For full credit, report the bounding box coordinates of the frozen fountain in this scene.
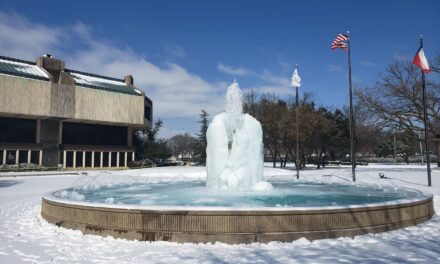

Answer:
[41,80,434,244]
[206,80,272,191]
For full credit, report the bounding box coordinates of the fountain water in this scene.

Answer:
[206,80,272,191]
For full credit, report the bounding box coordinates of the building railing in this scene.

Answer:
[60,145,135,169]
[0,143,43,165]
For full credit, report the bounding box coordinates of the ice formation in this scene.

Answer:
[206,80,273,191]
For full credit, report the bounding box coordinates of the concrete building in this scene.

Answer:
[0,54,152,168]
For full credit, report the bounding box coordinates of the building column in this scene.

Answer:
[63,150,66,169]
[82,151,86,168]
[2,150,6,165]
[58,121,63,145]
[108,152,112,168]
[27,150,31,163]
[73,151,76,168]
[39,150,42,166]
[100,152,103,168]
[132,152,135,162]
[91,151,95,168]
[124,152,128,167]
[15,150,19,164]
[127,127,133,146]
[36,119,41,143]
[116,152,120,168]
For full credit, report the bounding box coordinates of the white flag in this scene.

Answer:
[291,66,301,87]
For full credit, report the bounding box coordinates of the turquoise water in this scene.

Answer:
[53,181,421,208]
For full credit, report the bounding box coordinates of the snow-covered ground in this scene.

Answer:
[0,164,439,263]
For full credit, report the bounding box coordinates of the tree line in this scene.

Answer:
[134,54,439,168]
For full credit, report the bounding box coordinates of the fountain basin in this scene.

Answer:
[41,181,434,244]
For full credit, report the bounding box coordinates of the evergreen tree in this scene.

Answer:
[134,119,171,161]
[194,110,209,165]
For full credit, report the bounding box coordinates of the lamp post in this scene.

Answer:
[291,65,301,179]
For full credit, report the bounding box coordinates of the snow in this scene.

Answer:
[0,58,50,79]
[1,164,439,263]
[69,72,142,94]
[206,81,272,191]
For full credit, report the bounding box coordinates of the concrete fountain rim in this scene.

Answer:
[43,185,433,213]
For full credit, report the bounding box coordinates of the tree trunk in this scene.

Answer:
[437,142,440,167]
[282,154,288,167]
[316,150,321,169]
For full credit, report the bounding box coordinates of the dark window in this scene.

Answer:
[93,152,100,167]
[18,150,28,163]
[0,117,36,143]
[144,96,152,121]
[31,151,40,164]
[110,152,117,167]
[63,122,127,146]
[6,150,15,164]
[103,151,109,166]
[76,151,83,167]
[66,151,73,167]
[145,105,151,121]
[85,152,92,167]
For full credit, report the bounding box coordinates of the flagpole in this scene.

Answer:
[347,31,356,182]
[420,35,432,187]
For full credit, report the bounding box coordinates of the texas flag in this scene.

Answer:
[413,45,430,74]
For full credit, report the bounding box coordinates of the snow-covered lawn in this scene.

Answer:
[0,164,439,263]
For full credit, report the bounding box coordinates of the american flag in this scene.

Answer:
[331,33,348,50]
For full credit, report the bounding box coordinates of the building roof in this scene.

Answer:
[0,56,50,81]
[0,55,142,96]
[66,70,142,96]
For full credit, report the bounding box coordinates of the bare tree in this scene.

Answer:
[167,133,198,159]
[356,55,440,164]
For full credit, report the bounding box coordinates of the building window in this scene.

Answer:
[62,122,127,146]
[0,117,36,143]
[145,105,152,121]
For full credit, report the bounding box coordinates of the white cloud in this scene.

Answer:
[0,11,302,126]
[162,41,186,58]
[216,63,292,95]
[0,12,66,60]
[0,12,226,119]
[217,63,253,76]
[246,84,292,97]
[260,69,289,86]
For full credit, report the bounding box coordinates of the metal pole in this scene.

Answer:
[420,36,431,186]
[419,133,424,165]
[347,31,356,181]
[296,85,300,179]
[393,133,397,165]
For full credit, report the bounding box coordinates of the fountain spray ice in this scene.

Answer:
[206,80,273,191]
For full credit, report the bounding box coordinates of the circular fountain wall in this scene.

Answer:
[41,181,434,244]
[41,81,433,243]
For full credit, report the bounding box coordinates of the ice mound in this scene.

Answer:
[206,80,272,191]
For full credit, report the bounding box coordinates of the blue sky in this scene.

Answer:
[0,0,439,137]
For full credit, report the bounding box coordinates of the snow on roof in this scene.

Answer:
[0,55,142,96]
[0,58,49,80]
[67,71,142,96]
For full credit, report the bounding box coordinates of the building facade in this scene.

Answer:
[0,54,152,168]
